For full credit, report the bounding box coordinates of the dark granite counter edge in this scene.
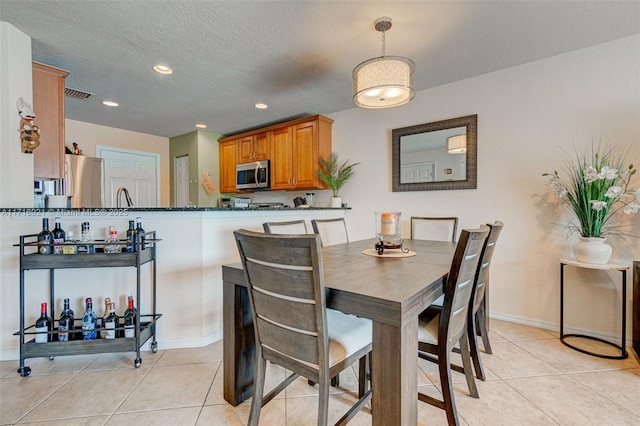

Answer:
[1,207,350,212]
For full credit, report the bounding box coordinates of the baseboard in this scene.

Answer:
[490,311,632,345]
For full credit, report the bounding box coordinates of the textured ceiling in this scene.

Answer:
[1,1,638,138]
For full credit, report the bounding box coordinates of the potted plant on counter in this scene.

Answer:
[317,152,360,208]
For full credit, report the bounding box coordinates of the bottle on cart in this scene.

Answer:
[123,295,137,339]
[81,298,97,340]
[35,302,53,343]
[52,216,66,254]
[100,297,111,338]
[37,218,52,255]
[63,230,77,255]
[126,220,136,253]
[104,226,121,254]
[104,302,117,339]
[58,298,75,342]
[135,217,145,250]
[77,222,95,254]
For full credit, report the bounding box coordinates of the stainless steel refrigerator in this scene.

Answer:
[64,154,104,208]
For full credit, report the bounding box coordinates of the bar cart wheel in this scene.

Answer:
[134,358,142,368]
[17,366,31,377]
[151,342,158,353]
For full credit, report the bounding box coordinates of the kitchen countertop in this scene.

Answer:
[1,206,350,213]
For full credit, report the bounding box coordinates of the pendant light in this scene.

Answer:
[446,134,467,154]
[352,17,415,109]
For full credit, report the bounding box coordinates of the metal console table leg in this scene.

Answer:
[560,259,629,360]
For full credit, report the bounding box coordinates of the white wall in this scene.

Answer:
[328,35,640,340]
[0,22,35,207]
[65,119,170,206]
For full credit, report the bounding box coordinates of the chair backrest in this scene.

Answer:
[311,218,349,246]
[263,220,308,234]
[411,217,458,242]
[234,229,329,371]
[471,221,504,316]
[438,226,489,351]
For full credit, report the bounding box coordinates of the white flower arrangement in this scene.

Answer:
[543,145,639,238]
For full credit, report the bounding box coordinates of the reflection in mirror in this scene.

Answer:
[392,115,477,191]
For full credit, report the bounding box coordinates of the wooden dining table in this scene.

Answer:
[222,238,456,425]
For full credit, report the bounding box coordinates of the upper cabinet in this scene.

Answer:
[219,140,239,193]
[238,131,270,163]
[32,62,69,179]
[219,115,333,193]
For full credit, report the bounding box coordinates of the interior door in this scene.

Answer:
[175,155,189,207]
[97,146,159,207]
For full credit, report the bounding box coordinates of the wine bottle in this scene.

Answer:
[104,302,117,339]
[135,217,145,250]
[58,298,75,342]
[126,220,136,253]
[104,226,120,254]
[100,297,111,339]
[81,298,97,340]
[123,295,137,339]
[52,216,66,254]
[37,218,52,255]
[35,302,53,343]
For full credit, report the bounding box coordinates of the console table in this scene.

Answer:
[560,258,629,359]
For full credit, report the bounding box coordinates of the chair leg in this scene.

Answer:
[468,312,486,381]
[309,374,340,388]
[438,347,461,426]
[476,301,492,354]
[459,333,479,398]
[358,352,370,398]
[248,356,267,426]
[318,373,330,426]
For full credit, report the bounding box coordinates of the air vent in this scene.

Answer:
[64,87,94,100]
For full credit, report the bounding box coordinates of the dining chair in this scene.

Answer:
[234,229,372,426]
[263,219,308,234]
[417,226,490,426]
[311,218,349,246]
[411,216,458,242]
[423,221,504,381]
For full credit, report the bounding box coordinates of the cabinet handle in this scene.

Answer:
[288,178,292,186]
[292,177,297,186]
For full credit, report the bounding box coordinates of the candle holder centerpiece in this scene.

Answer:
[374,212,408,255]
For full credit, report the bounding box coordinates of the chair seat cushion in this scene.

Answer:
[326,309,372,367]
[418,313,440,345]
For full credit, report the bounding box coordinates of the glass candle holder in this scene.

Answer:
[375,212,402,246]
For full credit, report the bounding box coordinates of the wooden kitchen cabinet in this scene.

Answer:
[238,132,269,163]
[270,116,333,191]
[218,114,333,193]
[32,62,69,179]
[219,140,238,193]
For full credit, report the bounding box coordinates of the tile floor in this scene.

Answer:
[1,319,639,425]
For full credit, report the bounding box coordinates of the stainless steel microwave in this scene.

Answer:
[236,160,270,190]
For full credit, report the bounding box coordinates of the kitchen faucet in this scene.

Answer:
[116,187,134,208]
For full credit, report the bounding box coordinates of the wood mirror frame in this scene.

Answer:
[392,114,477,192]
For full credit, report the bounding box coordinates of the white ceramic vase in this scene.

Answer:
[330,196,342,208]
[572,236,612,264]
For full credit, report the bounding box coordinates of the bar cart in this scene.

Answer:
[14,231,161,376]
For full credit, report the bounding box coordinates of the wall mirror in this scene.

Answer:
[392,114,477,191]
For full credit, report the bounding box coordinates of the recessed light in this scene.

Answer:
[254,103,268,109]
[195,123,207,129]
[102,101,119,107]
[153,65,173,75]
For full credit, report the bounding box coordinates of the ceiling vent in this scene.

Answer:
[65,87,94,100]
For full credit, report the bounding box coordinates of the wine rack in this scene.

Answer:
[14,231,161,376]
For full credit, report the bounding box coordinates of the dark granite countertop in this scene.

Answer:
[1,206,349,213]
